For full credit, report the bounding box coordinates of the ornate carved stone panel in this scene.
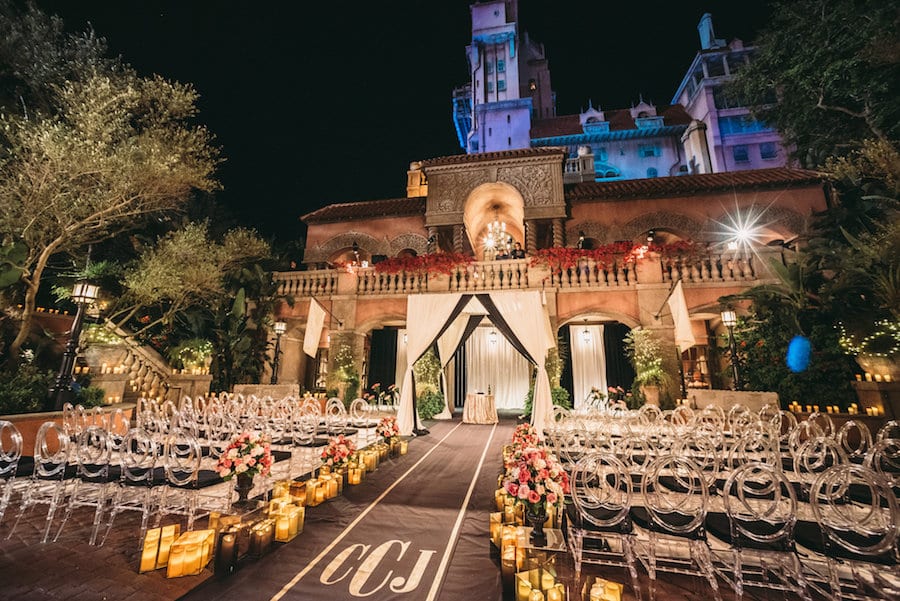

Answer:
[621,212,704,241]
[390,233,429,256]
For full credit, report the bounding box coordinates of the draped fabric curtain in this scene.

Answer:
[604,322,636,389]
[433,314,472,419]
[465,328,530,410]
[570,324,606,408]
[397,294,468,435]
[368,328,398,390]
[484,292,554,435]
[394,328,407,391]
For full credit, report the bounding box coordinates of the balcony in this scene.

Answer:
[274,250,773,299]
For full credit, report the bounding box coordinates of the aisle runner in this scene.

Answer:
[186,420,505,601]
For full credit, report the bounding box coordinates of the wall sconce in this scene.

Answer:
[582,326,591,343]
[402,332,408,345]
[489,330,498,344]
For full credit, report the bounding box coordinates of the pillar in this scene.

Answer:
[453,225,464,254]
[525,220,537,254]
[552,218,565,248]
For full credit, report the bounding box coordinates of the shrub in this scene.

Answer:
[76,385,106,408]
[522,385,572,418]
[0,364,54,415]
[417,390,445,420]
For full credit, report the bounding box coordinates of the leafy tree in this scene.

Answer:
[0,3,220,361]
[729,0,899,166]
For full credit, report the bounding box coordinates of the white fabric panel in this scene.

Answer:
[303,299,327,357]
[465,328,529,410]
[433,314,469,419]
[394,328,408,390]
[397,294,461,435]
[570,324,606,409]
[488,291,555,435]
[668,280,697,353]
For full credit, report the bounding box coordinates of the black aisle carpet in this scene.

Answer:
[182,418,516,601]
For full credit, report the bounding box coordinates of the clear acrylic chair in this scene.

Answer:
[806,463,900,600]
[568,451,643,601]
[54,425,115,544]
[714,461,813,600]
[7,421,72,543]
[102,427,159,548]
[838,419,873,464]
[0,420,24,526]
[155,429,205,532]
[865,438,900,488]
[633,454,722,601]
[877,420,900,443]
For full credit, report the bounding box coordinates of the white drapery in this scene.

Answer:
[465,327,530,410]
[394,328,408,392]
[433,313,470,419]
[570,324,606,408]
[488,291,555,435]
[397,294,462,435]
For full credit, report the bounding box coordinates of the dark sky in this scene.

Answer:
[35,1,772,243]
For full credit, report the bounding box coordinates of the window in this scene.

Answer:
[733,145,749,162]
[506,114,510,124]
[488,127,492,136]
[508,137,511,146]
[528,78,536,91]
[497,79,506,92]
[486,61,493,74]
[647,167,658,178]
[487,81,494,93]
[760,142,777,160]
[718,114,771,135]
[638,145,660,158]
[497,59,505,72]
[705,56,726,77]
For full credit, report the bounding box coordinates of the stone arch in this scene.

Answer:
[305,232,391,264]
[621,212,704,242]
[557,311,640,331]
[389,233,429,257]
[463,182,526,259]
[566,221,623,246]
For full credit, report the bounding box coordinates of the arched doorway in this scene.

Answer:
[559,318,637,408]
[462,182,525,260]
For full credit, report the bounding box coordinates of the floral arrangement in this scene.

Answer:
[216,432,274,480]
[373,252,474,276]
[321,434,357,468]
[376,416,400,442]
[502,444,570,513]
[511,423,539,449]
[607,385,627,401]
[585,386,606,406]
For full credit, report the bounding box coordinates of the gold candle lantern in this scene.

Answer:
[399,439,408,455]
[319,464,331,476]
[504,504,516,524]
[348,467,362,485]
[490,512,503,547]
[547,584,565,601]
[273,480,292,499]
[306,479,322,506]
[249,518,275,557]
[155,524,181,569]
[495,488,506,511]
[139,527,161,573]
[529,590,545,601]
[290,481,307,506]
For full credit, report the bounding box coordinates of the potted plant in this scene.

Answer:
[624,328,673,405]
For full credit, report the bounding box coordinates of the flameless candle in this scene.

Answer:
[866,373,873,381]
[547,585,564,601]
[348,467,361,485]
[885,374,893,382]
[529,590,545,601]
[139,528,161,573]
[215,530,238,575]
[275,515,290,541]
[875,374,883,382]
[315,485,326,504]
[504,505,516,524]
[399,440,408,455]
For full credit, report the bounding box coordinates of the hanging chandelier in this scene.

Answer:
[483,211,511,255]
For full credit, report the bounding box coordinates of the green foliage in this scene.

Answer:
[0,241,26,289]
[166,338,213,370]
[728,0,899,166]
[75,385,105,408]
[624,328,674,389]
[327,335,359,405]
[727,305,857,408]
[0,363,54,415]
[417,390,445,421]
[412,347,441,396]
[522,385,572,418]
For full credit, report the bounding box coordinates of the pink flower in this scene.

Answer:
[527,490,541,504]
[546,492,558,504]
[506,482,519,497]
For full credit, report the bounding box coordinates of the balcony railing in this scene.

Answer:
[274,250,774,298]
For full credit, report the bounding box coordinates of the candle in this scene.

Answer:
[156,524,181,568]
[826,406,833,413]
[215,531,238,576]
[490,513,502,547]
[275,515,290,541]
[504,505,516,524]
[140,528,161,573]
[348,467,361,485]
[547,585,564,601]
[866,373,873,381]
[315,485,326,504]
[529,590,545,601]
[541,570,557,591]
[306,479,320,506]
[885,374,893,382]
[399,440,408,455]
[875,374,883,382]
[856,374,863,381]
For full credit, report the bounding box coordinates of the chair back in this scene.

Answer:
[119,428,158,485]
[837,419,873,462]
[33,421,70,479]
[571,452,632,529]
[641,454,709,535]
[0,420,23,478]
[723,461,797,548]
[75,426,112,481]
[163,429,202,487]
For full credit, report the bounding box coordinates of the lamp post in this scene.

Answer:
[50,281,99,410]
[271,321,286,384]
[721,309,742,390]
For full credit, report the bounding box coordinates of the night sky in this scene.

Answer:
[35,1,773,244]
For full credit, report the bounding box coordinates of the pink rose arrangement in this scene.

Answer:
[216,432,273,480]
[321,434,357,468]
[502,444,570,513]
[376,416,400,443]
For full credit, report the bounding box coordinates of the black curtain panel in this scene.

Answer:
[559,325,574,397]
[368,327,398,390]
[604,322,636,390]
[453,346,466,408]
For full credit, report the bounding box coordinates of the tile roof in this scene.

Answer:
[302,197,426,224]
[531,104,693,140]
[566,168,824,201]
[420,146,566,168]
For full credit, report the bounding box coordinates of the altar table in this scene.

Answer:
[463,392,498,424]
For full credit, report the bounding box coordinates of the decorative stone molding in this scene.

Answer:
[390,233,429,256]
[621,212,704,242]
[567,221,617,245]
[305,232,391,264]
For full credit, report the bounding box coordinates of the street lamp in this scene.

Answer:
[271,320,287,384]
[721,309,742,390]
[50,281,99,410]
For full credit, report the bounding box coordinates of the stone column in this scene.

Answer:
[453,225,464,254]
[552,219,565,248]
[427,226,438,252]
[525,220,537,253]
